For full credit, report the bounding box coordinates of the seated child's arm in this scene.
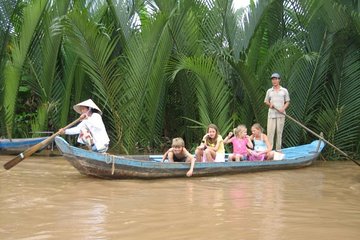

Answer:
[183,148,195,177]
[223,132,234,144]
[246,136,253,149]
[263,134,272,153]
[162,148,173,161]
[213,137,223,152]
[197,136,207,150]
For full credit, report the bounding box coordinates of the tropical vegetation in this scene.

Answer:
[0,0,359,159]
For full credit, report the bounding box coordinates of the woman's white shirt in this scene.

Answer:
[65,113,110,150]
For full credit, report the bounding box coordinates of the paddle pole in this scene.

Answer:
[274,108,360,167]
[3,117,83,170]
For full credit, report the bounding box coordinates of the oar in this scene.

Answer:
[274,107,360,167]
[3,117,83,170]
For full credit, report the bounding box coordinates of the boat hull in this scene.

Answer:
[55,136,325,179]
[0,137,48,154]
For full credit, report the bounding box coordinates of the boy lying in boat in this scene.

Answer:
[162,137,195,177]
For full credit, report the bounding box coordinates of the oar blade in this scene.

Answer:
[3,154,24,170]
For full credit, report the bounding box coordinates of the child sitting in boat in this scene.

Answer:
[248,123,274,161]
[162,137,195,177]
[195,124,225,162]
[224,124,253,161]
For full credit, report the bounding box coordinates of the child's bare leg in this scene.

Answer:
[210,150,216,162]
[266,151,274,160]
[204,149,214,162]
[228,154,234,162]
[235,154,241,162]
[195,148,203,162]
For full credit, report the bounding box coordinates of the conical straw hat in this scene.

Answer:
[73,99,102,115]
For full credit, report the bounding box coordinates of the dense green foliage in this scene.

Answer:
[0,0,359,159]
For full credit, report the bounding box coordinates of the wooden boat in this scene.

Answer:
[0,137,49,154]
[55,136,325,179]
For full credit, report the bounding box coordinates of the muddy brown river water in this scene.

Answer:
[0,155,359,240]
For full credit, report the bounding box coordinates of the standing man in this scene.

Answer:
[264,73,290,151]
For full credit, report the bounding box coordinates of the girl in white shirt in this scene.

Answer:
[59,99,110,153]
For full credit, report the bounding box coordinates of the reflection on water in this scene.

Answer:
[0,156,360,240]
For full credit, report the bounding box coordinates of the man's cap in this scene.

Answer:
[271,73,281,79]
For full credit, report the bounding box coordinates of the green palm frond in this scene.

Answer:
[59,10,127,151]
[0,0,19,135]
[105,0,140,49]
[24,1,72,133]
[172,55,232,135]
[119,38,149,152]
[283,0,354,146]
[285,44,332,146]
[2,0,49,138]
[317,45,360,155]
[194,0,225,53]
[52,47,80,128]
[140,13,175,142]
[118,10,178,152]
[168,6,203,55]
[163,5,205,142]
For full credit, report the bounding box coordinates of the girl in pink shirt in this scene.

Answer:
[224,125,253,161]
